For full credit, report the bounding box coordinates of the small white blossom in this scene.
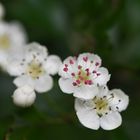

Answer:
[0,3,5,20]
[59,53,110,99]
[0,21,27,70]
[8,42,61,93]
[75,86,129,130]
[12,85,36,107]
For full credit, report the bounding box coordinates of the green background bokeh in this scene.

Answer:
[0,0,140,139]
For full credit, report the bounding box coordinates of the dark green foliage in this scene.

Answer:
[0,0,140,139]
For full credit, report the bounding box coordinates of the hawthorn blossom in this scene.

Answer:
[75,86,129,130]
[0,21,27,70]
[0,3,4,20]
[8,42,61,93]
[12,85,36,107]
[59,53,110,99]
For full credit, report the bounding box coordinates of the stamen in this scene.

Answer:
[63,67,68,72]
[78,65,82,69]
[95,62,99,66]
[71,73,75,77]
[83,57,88,62]
[69,59,74,64]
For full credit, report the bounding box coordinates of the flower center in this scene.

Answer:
[27,61,44,79]
[0,34,10,49]
[93,97,109,117]
[72,68,93,86]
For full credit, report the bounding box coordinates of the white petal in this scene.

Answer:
[34,75,53,93]
[75,102,100,130]
[74,85,98,100]
[25,42,48,62]
[77,53,102,71]
[6,53,25,76]
[100,112,122,130]
[12,85,36,107]
[9,22,27,46]
[59,56,77,78]
[75,98,93,112]
[98,85,109,97]
[77,53,92,70]
[59,78,75,94]
[13,75,34,88]
[109,89,129,112]
[45,55,62,75]
[94,67,110,86]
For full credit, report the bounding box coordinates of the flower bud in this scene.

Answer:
[12,85,36,107]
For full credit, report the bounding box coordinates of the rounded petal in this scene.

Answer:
[109,89,129,112]
[75,98,94,112]
[59,78,75,94]
[9,22,27,46]
[13,75,34,88]
[45,55,62,75]
[12,85,36,107]
[98,85,109,97]
[6,54,25,76]
[100,112,122,130]
[77,53,102,71]
[75,101,100,130]
[25,42,48,62]
[94,67,111,86]
[34,75,53,93]
[59,56,77,78]
[74,85,99,100]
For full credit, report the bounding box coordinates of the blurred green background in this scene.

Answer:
[0,0,140,139]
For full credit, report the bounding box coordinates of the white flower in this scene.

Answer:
[59,53,110,99]
[8,42,61,93]
[12,85,36,107]
[0,3,5,20]
[75,86,129,130]
[0,21,27,70]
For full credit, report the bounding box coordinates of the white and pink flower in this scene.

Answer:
[59,53,110,99]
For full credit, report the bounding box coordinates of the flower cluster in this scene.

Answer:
[0,3,129,131]
[0,3,61,107]
[59,53,129,130]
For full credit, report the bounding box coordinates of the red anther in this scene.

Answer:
[73,82,77,86]
[78,71,81,75]
[63,67,68,72]
[65,64,68,67]
[78,65,82,69]
[83,57,88,62]
[95,62,99,66]
[85,68,89,72]
[88,80,93,85]
[84,81,88,85]
[86,72,90,76]
[71,73,75,77]
[97,73,100,76]
[70,59,74,64]
[76,80,81,84]
[93,70,96,73]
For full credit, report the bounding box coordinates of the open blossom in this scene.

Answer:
[75,86,129,130]
[0,21,27,70]
[0,3,4,20]
[59,53,110,99]
[8,42,62,93]
[12,85,36,107]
